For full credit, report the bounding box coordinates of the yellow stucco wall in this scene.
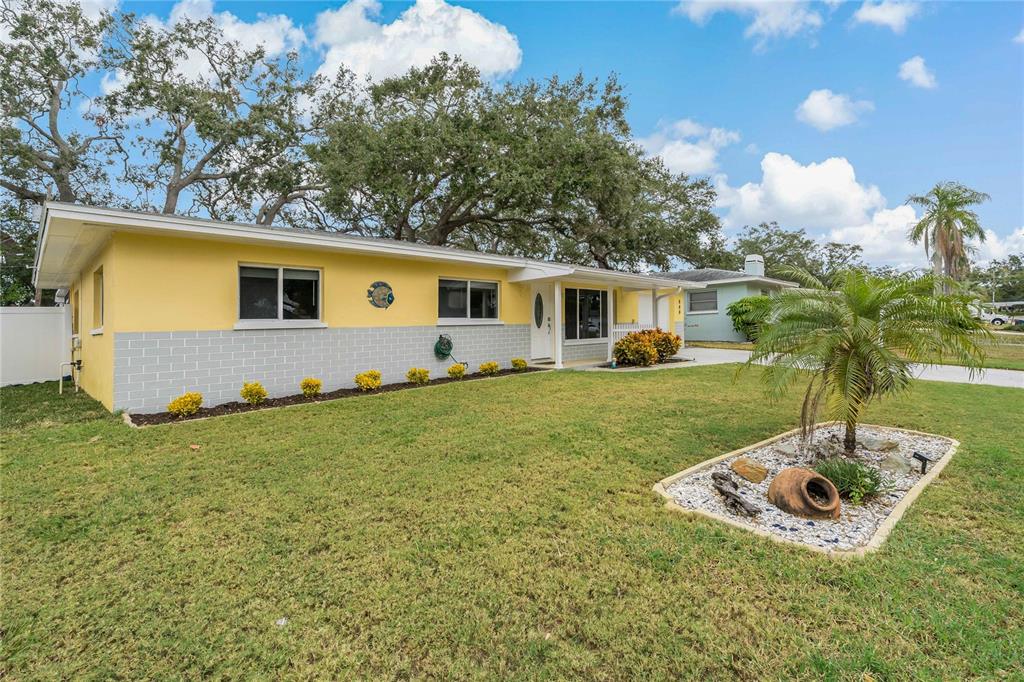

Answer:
[68,239,115,409]
[111,232,533,331]
[612,289,684,329]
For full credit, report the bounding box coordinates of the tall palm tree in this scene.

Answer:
[907,182,990,290]
[747,268,986,453]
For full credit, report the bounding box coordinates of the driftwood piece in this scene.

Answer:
[710,471,761,517]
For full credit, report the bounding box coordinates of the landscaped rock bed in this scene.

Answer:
[655,424,957,555]
[128,367,547,426]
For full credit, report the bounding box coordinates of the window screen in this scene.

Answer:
[283,269,319,320]
[240,267,278,319]
[688,290,718,312]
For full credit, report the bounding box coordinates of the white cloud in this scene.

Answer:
[795,89,874,131]
[716,152,1023,269]
[134,0,305,82]
[898,55,936,89]
[639,119,741,175]
[716,152,886,231]
[2,0,119,44]
[828,205,923,268]
[673,1,823,48]
[1015,28,1024,44]
[314,0,522,81]
[852,1,920,34]
[972,228,1024,265]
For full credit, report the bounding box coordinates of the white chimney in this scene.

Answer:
[744,254,765,277]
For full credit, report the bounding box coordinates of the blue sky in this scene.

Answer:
[112,1,1024,266]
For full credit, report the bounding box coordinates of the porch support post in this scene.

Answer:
[607,286,615,362]
[651,287,658,329]
[553,280,564,369]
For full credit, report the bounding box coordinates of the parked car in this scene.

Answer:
[971,305,1019,326]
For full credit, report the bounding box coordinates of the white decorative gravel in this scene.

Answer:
[664,425,955,552]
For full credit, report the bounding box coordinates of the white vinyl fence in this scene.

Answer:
[0,306,72,386]
[611,323,645,344]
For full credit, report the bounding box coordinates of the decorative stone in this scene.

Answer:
[860,435,898,451]
[730,457,768,483]
[879,452,914,474]
[660,424,955,552]
[767,467,841,520]
[774,442,802,457]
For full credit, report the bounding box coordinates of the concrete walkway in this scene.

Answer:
[675,347,1024,389]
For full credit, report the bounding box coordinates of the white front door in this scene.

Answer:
[530,283,554,359]
[638,293,670,329]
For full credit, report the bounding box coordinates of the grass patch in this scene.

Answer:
[972,341,1024,371]
[686,338,1024,371]
[921,338,1024,371]
[2,368,1022,678]
[685,340,755,351]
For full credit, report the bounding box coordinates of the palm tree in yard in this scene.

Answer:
[907,182,990,291]
[747,268,987,453]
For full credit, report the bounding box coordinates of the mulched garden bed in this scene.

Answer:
[129,367,547,426]
[595,357,691,369]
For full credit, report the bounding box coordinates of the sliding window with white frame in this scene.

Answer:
[238,265,321,324]
[437,279,500,323]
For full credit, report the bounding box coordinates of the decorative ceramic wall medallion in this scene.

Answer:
[367,281,394,309]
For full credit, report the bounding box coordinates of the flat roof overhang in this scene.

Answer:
[33,202,703,291]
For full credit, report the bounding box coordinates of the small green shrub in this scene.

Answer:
[613,332,658,367]
[167,391,203,418]
[354,370,382,391]
[240,381,268,406]
[727,295,772,341]
[511,358,528,372]
[300,377,322,398]
[447,364,466,380]
[478,361,500,376]
[815,457,885,505]
[406,367,430,385]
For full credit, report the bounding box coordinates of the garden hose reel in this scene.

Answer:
[434,334,464,366]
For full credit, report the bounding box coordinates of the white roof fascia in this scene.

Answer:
[693,276,798,288]
[38,202,708,291]
[43,203,533,269]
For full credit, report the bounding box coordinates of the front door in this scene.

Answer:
[530,283,554,359]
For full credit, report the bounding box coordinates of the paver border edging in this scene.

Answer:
[652,423,959,559]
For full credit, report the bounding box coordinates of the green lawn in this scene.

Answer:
[2,368,1022,679]
[972,341,1024,371]
[687,338,1024,371]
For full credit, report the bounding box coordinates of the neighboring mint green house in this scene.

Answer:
[663,256,798,342]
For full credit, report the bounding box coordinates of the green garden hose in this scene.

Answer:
[434,334,464,366]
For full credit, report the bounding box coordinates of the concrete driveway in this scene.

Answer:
[678,347,1024,389]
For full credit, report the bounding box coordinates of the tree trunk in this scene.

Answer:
[162,184,182,214]
[843,419,857,453]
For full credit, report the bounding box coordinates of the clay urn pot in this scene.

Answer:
[767,467,840,520]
